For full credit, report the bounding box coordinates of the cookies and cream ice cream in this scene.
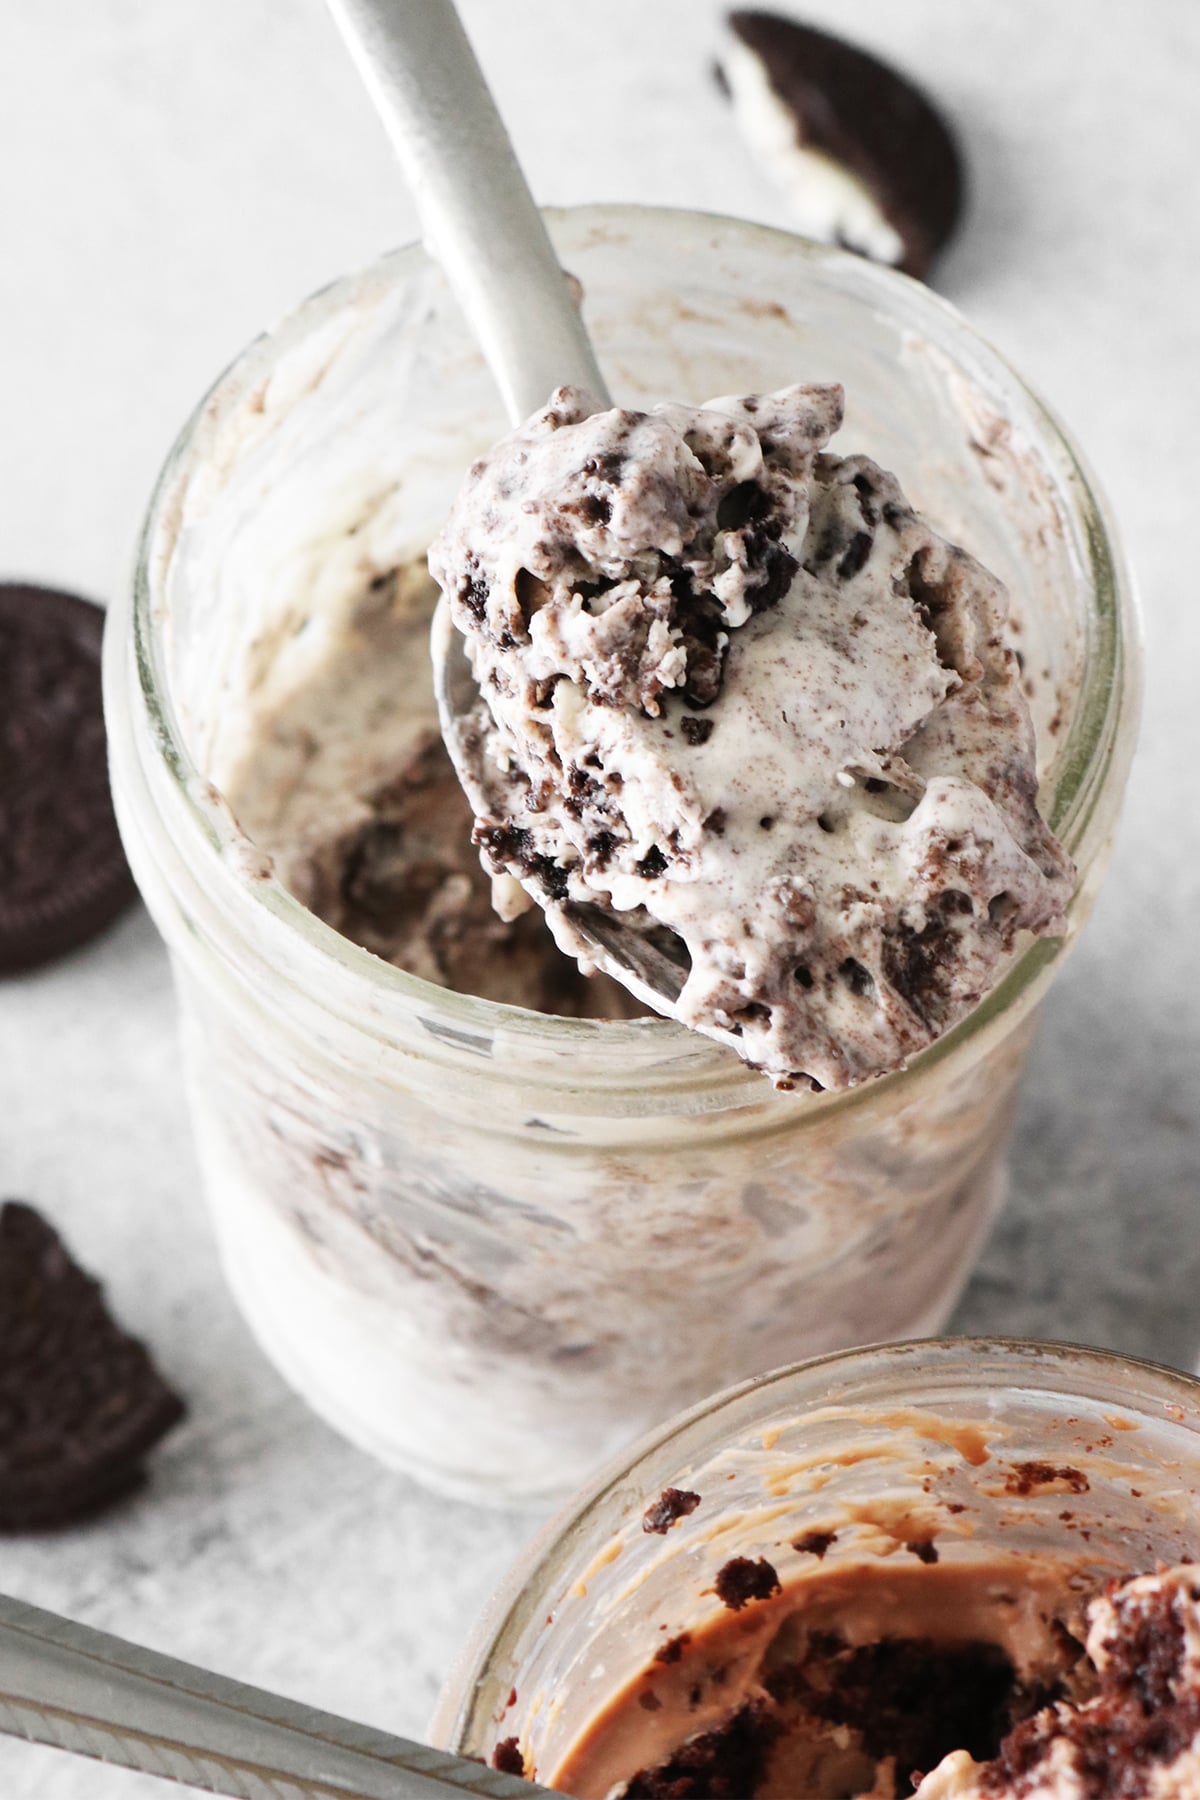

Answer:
[430,382,1074,1091]
[543,1560,1200,1799]
[217,559,638,1020]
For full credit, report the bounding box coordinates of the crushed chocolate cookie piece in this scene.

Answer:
[906,1539,940,1565]
[680,714,715,747]
[0,585,138,972]
[643,1487,702,1534]
[0,1201,184,1530]
[1002,1461,1089,1497]
[714,1556,782,1611]
[491,1736,526,1776]
[655,1632,691,1665]
[792,1529,837,1558]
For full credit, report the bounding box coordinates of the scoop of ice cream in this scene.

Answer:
[429,382,1074,1090]
[914,1565,1200,1799]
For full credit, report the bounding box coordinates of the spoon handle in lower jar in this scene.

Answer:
[0,1592,551,1800]
[321,0,611,423]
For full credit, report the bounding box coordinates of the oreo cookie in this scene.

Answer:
[717,12,964,280]
[0,1201,184,1530]
[0,583,137,973]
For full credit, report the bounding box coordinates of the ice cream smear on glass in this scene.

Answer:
[545,1560,1200,1799]
[429,381,1074,1090]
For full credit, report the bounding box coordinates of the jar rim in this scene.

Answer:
[122,202,1140,1100]
[434,1334,1200,1755]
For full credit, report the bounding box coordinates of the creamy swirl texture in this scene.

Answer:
[430,382,1074,1089]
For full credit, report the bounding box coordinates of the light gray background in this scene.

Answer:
[1,2,1198,1793]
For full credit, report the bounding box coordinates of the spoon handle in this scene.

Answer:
[324,0,610,422]
[0,1593,549,1800]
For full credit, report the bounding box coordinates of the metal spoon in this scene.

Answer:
[322,0,609,423]
[323,0,687,1012]
[0,1591,553,1799]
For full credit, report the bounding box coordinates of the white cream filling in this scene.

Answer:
[721,34,906,267]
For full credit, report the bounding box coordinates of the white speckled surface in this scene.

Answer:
[1,2,1198,1794]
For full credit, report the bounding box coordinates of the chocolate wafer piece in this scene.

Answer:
[0,583,138,973]
[718,13,964,280]
[0,1201,184,1530]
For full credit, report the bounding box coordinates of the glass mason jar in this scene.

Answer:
[433,1339,1200,1789]
[104,207,1139,1505]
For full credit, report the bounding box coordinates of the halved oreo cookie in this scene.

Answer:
[717,12,964,280]
[0,1201,184,1530]
[0,583,138,974]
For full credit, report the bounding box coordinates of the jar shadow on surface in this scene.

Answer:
[104,206,1140,1504]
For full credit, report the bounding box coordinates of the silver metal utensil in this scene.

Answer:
[322,0,610,423]
[0,1592,552,1799]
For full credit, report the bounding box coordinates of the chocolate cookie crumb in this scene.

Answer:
[1003,1461,1089,1497]
[621,1698,781,1800]
[491,1736,525,1776]
[906,1539,940,1565]
[643,1487,702,1534]
[0,1201,184,1530]
[793,1528,837,1558]
[715,1556,782,1611]
[655,1632,691,1665]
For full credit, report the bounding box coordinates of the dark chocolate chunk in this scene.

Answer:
[881,890,973,1028]
[720,13,964,280]
[0,1201,184,1529]
[714,1555,782,1611]
[473,818,569,901]
[642,1487,702,1534]
[0,585,138,972]
[716,480,770,531]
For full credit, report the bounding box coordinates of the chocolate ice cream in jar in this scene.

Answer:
[433,1340,1200,1796]
[105,207,1138,1503]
